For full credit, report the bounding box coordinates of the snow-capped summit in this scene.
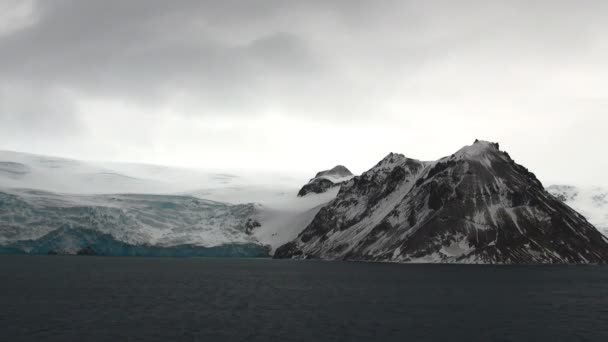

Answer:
[371,152,410,171]
[314,165,353,181]
[297,165,355,197]
[276,140,608,264]
[453,140,500,160]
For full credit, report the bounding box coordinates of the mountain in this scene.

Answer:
[547,185,608,236]
[275,140,608,264]
[297,165,354,196]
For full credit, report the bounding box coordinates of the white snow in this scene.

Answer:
[452,140,497,168]
[0,150,344,251]
[252,187,341,251]
[0,150,307,197]
[547,184,608,236]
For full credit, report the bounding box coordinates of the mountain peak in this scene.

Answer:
[377,152,406,164]
[314,165,353,179]
[298,165,355,197]
[277,141,608,264]
[368,153,411,173]
[455,140,500,157]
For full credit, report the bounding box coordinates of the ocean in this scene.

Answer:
[1,256,607,341]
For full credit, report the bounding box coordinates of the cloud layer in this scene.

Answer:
[1,0,607,185]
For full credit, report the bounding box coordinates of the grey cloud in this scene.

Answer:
[2,0,607,116]
[0,1,607,182]
[0,84,82,140]
[0,0,335,115]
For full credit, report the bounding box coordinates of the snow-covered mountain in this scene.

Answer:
[4,146,607,263]
[0,150,338,256]
[547,185,608,236]
[297,165,354,196]
[275,141,608,264]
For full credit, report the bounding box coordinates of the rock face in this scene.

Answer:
[314,165,353,179]
[297,165,354,197]
[276,141,608,264]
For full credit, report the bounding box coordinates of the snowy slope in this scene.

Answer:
[253,187,341,252]
[0,151,342,255]
[276,141,608,264]
[0,150,306,197]
[547,185,608,236]
[0,150,175,194]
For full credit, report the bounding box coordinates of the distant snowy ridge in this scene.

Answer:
[547,185,608,236]
[276,140,608,264]
[0,150,307,198]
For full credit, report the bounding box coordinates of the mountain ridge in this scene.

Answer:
[276,141,608,264]
[3,145,608,262]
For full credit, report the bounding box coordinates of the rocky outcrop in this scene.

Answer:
[276,140,608,264]
[297,165,354,197]
[297,178,336,197]
[314,165,352,179]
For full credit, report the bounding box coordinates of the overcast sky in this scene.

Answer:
[1,0,607,185]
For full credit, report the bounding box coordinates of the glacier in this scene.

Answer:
[0,150,341,256]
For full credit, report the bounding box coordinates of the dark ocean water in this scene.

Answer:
[0,256,607,342]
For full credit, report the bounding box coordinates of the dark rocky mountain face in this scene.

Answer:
[297,165,354,197]
[297,178,337,197]
[314,165,353,179]
[276,141,608,264]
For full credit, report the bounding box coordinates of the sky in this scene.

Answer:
[0,0,607,186]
